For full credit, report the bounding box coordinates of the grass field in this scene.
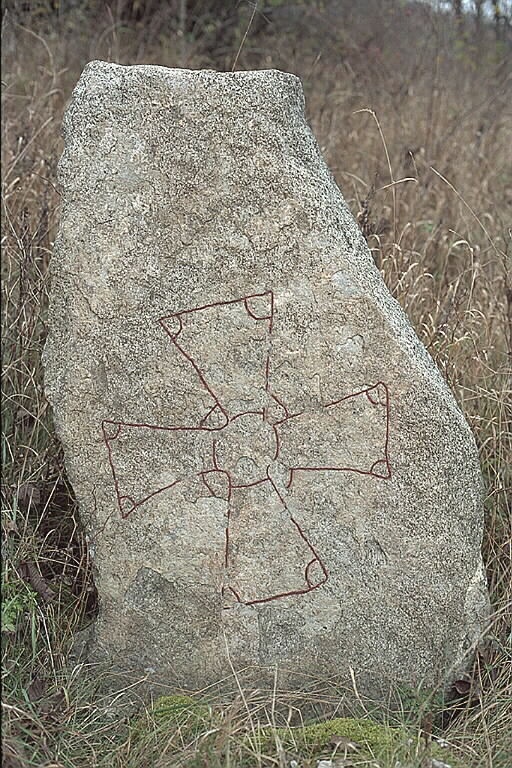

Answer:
[1,2,511,766]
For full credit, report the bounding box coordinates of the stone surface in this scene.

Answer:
[44,61,489,696]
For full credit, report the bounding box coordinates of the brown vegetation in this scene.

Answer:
[1,1,511,766]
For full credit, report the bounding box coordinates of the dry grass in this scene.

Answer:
[1,2,511,766]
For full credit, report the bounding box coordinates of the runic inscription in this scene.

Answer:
[102,291,391,607]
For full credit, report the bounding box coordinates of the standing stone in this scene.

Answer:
[44,61,489,698]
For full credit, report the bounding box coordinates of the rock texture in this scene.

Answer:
[44,61,489,696]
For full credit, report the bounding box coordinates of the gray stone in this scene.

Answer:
[43,61,489,697]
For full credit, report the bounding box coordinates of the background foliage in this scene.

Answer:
[1,1,511,766]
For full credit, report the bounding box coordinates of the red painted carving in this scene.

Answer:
[102,291,391,607]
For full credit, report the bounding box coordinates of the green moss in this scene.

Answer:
[150,694,208,724]
[131,697,466,768]
[131,693,210,742]
[292,715,399,749]
[249,716,398,761]
[255,715,465,768]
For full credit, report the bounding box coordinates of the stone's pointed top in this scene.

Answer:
[81,59,303,89]
[60,60,313,197]
[67,60,305,125]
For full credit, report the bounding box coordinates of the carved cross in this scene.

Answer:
[102,291,391,607]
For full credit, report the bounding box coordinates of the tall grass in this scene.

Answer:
[1,2,511,766]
